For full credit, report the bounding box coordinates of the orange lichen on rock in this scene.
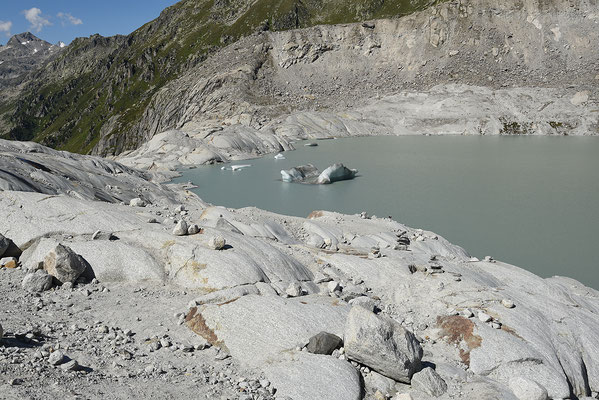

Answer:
[437,315,482,366]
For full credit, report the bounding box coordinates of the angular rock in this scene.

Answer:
[187,224,200,235]
[0,257,17,269]
[173,220,189,236]
[22,270,54,292]
[344,306,422,383]
[129,198,146,207]
[60,359,79,371]
[306,331,343,355]
[43,244,87,284]
[0,233,9,257]
[286,282,303,297]
[411,367,448,397]
[501,299,515,309]
[509,377,549,400]
[48,350,65,366]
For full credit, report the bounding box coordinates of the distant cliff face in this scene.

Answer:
[0,32,63,89]
[0,0,437,155]
[1,0,598,156]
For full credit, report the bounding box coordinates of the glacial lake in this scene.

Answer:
[173,136,599,289]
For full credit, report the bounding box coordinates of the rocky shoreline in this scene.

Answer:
[1,138,599,399]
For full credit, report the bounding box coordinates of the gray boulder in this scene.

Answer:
[22,270,54,292]
[509,377,549,400]
[306,331,343,355]
[411,367,448,397]
[43,244,87,284]
[317,163,358,184]
[344,306,422,383]
[173,220,189,236]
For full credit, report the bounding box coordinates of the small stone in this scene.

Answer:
[148,218,158,224]
[187,224,200,235]
[259,380,270,388]
[306,332,343,355]
[0,257,17,269]
[129,198,146,207]
[173,220,189,236]
[208,235,226,250]
[160,338,171,348]
[461,309,474,318]
[285,282,302,297]
[490,322,502,329]
[48,350,65,366]
[501,299,515,309]
[327,281,341,293]
[478,312,493,323]
[60,360,78,371]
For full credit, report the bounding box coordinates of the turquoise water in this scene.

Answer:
[173,136,599,289]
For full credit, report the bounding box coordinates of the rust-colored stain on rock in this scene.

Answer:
[185,307,228,351]
[437,315,482,366]
[307,211,324,219]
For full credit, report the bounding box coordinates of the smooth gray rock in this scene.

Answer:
[264,352,363,400]
[317,163,358,184]
[43,244,87,284]
[344,306,422,383]
[173,220,188,236]
[22,270,54,292]
[411,367,448,397]
[509,377,548,400]
[306,331,343,355]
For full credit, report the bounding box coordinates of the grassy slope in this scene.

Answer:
[2,0,437,155]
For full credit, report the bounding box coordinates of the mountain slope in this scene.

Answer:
[1,0,437,155]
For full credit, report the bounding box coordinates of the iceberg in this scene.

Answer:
[274,153,286,160]
[281,164,320,183]
[317,163,358,184]
[281,163,357,184]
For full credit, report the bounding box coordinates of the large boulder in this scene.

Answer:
[43,244,88,284]
[22,270,54,292]
[344,306,422,383]
[317,163,358,184]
